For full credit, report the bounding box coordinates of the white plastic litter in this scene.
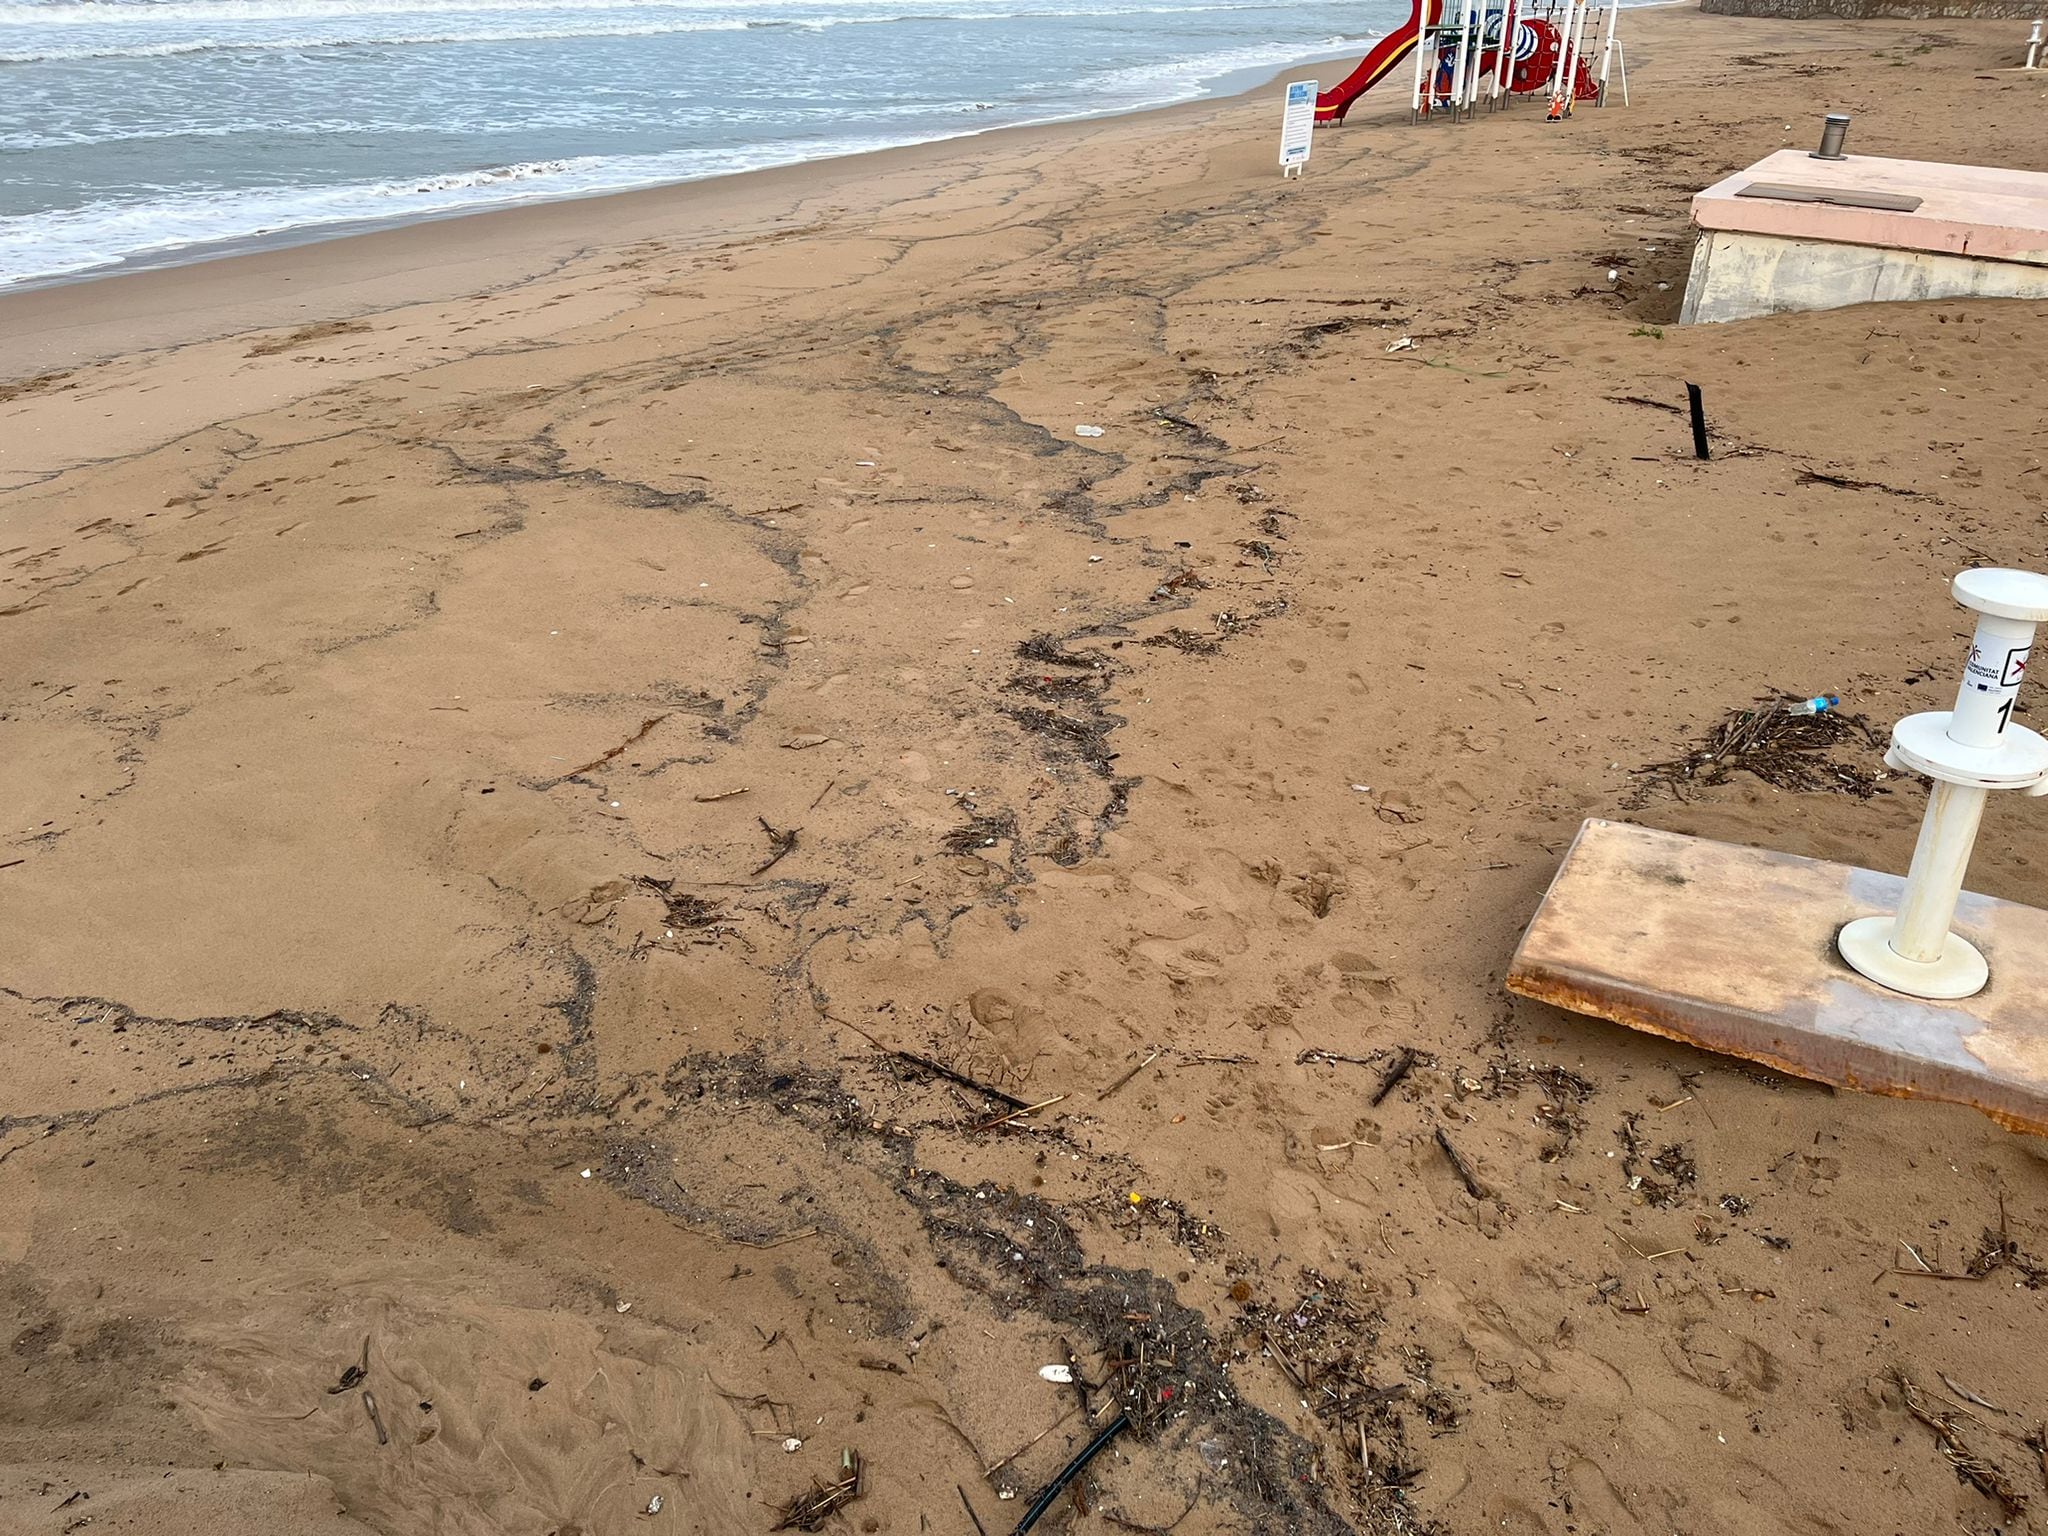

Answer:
[1038,1364,1075,1383]
[1074,425,1105,438]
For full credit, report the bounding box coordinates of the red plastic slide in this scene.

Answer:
[1314,0,1444,125]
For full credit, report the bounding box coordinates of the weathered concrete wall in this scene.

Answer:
[1701,0,2038,18]
[1680,229,2048,323]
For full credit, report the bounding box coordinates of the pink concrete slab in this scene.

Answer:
[1693,150,2048,265]
[1506,819,2048,1137]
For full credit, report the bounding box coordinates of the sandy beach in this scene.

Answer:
[5,9,2048,1533]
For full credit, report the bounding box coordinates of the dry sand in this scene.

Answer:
[5,10,2048,1533]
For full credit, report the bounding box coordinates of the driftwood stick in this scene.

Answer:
[1434,1127,1486,1199]
[826,1014,1030,1110]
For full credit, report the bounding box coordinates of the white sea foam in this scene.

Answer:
[0,137,928,284]
[2,18,757,59]
[0,0,1293,21]
[0,1,1291,60]
[1070,33,1353,106]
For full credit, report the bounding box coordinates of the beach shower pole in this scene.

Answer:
[1838,569,2048,1000]
[2026,18,2044,67]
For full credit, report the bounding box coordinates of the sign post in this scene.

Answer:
[1278,79,1317,177]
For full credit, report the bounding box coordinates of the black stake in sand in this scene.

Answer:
[1686,383,1710,460]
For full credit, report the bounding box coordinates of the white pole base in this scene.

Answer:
[1837,914,1989,1000]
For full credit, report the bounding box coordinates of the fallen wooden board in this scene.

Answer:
[1507,819,2048,1136]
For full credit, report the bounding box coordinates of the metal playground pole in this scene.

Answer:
[1597,0,1621,104]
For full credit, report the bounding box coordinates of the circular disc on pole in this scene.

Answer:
[1837,915,1988,1000]
[1953,568,2048,622]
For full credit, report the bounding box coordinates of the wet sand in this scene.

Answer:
[4,10,2048,1534]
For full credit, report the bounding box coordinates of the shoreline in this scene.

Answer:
[0,41,1370,304]
[0,0,1700,366]
[0,50,1367,380]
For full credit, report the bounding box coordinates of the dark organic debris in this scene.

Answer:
[1151,567,1212,601]
[1009,672,1103,704]
[326,1335,371,1395]
[1966,1201,2048,1287]
[945,808,1019,855]
[1629,695,1886,805]
[1528,1064,1594,1160]
[1797,468,1924,498]
[1895,1370,2028,1519]
[1018,634,1101,670]
[560,712,671,780]
[752,817,799,876]
[1004,705,1115,774]
[828,1014,1031,1111]
[1142,628,1222,656]
[1372,1048,1419,1106]
[1228,1270,1453,1514]
[633,875,727,930]
[1434,1128,1486,1200]
[603,1047,1350,1533]
[1287,316,1392,354]
[774,1448,864,1532]
[1617,1112,1695,1208]
[1215,600,1287,639]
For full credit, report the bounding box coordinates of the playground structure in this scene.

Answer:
[1313,0,1625,126]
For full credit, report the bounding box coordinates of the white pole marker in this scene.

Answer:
[1279,79,1317,176]
[1838,569,2048,999]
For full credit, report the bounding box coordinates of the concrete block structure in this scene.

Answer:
[1680,149,2048,324]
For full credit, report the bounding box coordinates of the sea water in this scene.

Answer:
[0,0,1403,288]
